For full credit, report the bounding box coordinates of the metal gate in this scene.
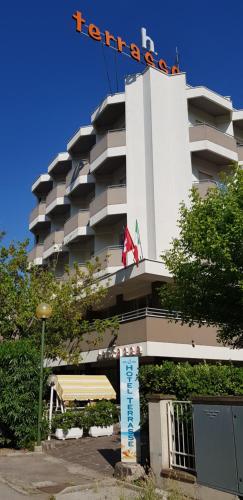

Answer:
[168,401,195,472]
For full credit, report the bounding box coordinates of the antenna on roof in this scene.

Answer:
[175,46,180,70]
[101,42,113,94]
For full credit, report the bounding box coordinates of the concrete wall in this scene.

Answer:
[79,316,219,352]
[126,69,192,261]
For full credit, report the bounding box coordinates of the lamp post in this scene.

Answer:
[36,303,52,447]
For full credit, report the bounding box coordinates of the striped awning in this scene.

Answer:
[51,375,116,401]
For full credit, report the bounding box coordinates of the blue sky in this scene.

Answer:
[1,0,243,245]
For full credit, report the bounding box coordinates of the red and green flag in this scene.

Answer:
[135,219,143,260]
[122,226,139,267]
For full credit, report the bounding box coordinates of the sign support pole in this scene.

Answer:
[120,355,141,463]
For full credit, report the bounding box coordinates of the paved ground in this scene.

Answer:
[45,434,121,477]
[0,451,101,496]
[0,437,167,499]
[56,482,139,500]
[0,437,142,499]
[0,481,46,500]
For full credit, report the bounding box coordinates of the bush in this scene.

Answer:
[84,400,119,428]
[51,410,84,432]
[0,340,49,449]
[139,361,243,424]
[51,401,119,433]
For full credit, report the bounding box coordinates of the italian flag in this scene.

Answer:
[135,219,143,260]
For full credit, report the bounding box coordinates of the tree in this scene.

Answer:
[0,236,118,360]
[0,339,48,448]
[160,167,243,347]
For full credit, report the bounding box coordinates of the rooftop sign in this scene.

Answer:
[72,11,179,75]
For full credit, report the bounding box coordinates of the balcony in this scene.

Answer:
[46,183,70,216]
[91,93,125,128]
[89,129,126,174]
[193,180,218,198]
[89,185,127,227]
[28,244,44,265]
[29,202,50,232]
[65,161,95,197]
[67,125,96,156]
[48,152,72,177]
[189,124,237,164]
[43,230,67,259]
[92,246,123,272]
[80,307,219,358]
[63,210,94,245]
[187,86,232,116]
[32,174,52,196]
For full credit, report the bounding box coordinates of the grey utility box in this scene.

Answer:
[192,396,243,496]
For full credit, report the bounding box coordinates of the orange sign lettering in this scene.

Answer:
[72,11,180,75]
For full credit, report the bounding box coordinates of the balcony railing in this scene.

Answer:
[113,307,182,323]
[64,211,90,237]
[29,202,46,225]
[28,244,44,262]
[189,124,237,152]
[43,230,64,253]
[90,129,126,164]
[92,245,123,269]
[90,185,126,218]
[90,307,182,326]
[46,183,66,208]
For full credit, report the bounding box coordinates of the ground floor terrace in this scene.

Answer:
[48,306,243,401]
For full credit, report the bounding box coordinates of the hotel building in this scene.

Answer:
[29,67,243,371]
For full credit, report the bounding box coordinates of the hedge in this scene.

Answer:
[0,340,49,448]
[139,361,243,423]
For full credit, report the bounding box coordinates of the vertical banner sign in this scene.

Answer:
[120,356,140,463]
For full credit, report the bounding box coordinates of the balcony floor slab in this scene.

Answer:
[64,227,94,245]
[90,205,127,227]
[90,147,126,174]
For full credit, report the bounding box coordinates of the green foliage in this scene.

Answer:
[51,401,119,432]
[83,400,119,428]
[160,167,243,346]
[51,410,84,432]
[0,340,49,448]
[139,361,243,423]
[0,237,119,360]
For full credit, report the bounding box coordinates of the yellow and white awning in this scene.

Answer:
[51,375,116,401]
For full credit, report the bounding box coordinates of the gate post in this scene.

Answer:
[147,394,176,480]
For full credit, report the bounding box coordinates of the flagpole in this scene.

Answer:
[139,227,143,260]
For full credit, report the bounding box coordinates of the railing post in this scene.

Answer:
[147,394,176,481]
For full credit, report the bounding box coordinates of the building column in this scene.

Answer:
[147,394,176,480]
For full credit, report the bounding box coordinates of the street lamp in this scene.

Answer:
[36,303,52,446]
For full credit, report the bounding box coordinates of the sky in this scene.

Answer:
[1,0,243,246]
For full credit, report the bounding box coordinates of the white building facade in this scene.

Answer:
[29,68,243,369]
